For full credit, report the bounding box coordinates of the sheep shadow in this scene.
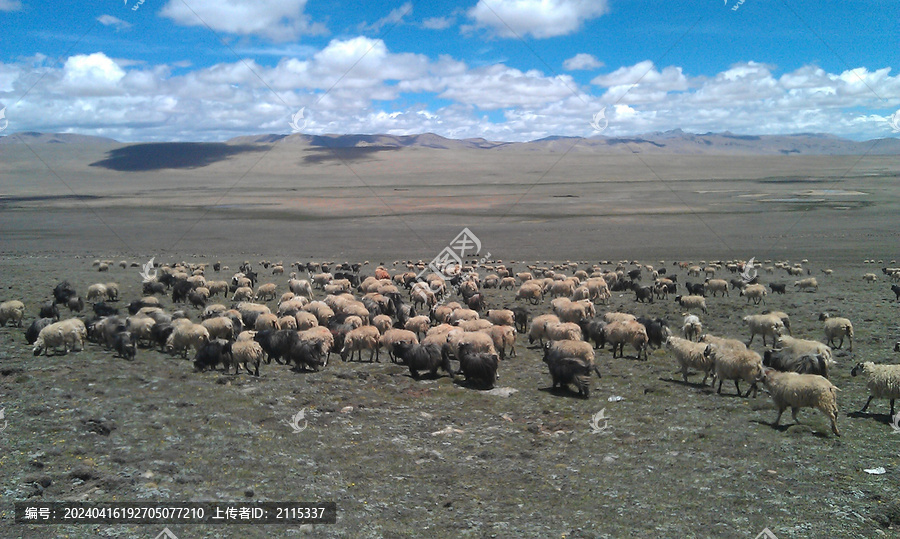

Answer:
[659,376,713,392]
[750,419,832,438]
[847,410,895,426]
[537,386,590,400]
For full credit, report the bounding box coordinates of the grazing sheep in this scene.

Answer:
[454,342,499,389]
[545,322,583,342]
[666,336,714,385]
[603,320,649,360]
[759,368,840,436]
[232,286,254,301]
[892,284,900,301]
[768,283,786,295]
[636,316,670,350]
[793,277,818,292]
[39,301,60,321]
[458,319,493,332]
[484,324,517,359]
[762,310,792,336]
[86,283,108,303]
[578,317,607,349]
[341,326,381,362]
[404,315,432,338]
[25,318,55,345]
[485,309,514,327]
[863,273,878,282]
[125,315,157,347]
[379,329,419,362]
[743,314,785,347]
[819,312,854,351]
[675,295,708,314]
[705,278,729,297]
[165,323,210,358]
[296,326,334,364]
[104,282,120,301]
[682,314,702,342]
[393,342,453,378]
[449,308,479,324]
[544,356,592,398]
[543,340,600,377]
[740,283,767,305]
[704,343,763,397]
[112,331,136,360]
[763,349,829,378]
[254,313,280,332]
[602,312,636,324]
[850,361,900,416]
[66,296,85,313]
[528,314,561,346]
[201,317,236,341]
[33,318,87,356]
[255,283,277,302]
[0,300,26,327]
[774,335,833,367]
[516,282,544,305]
[225,340,265,376]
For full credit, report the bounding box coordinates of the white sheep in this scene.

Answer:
[774,335,833,367]
[255,283,277,302]
[165,323,210,358]
[681,314,702,342]
[0,300,26,327]
[86,283,108,303]
[705,278,729,297]
[202,317,236,340]
[705,343,763,397]
[793,277,818,292]
[675,295,708,315]
[232,286,254,301]
[229,339,266,376]
[603,320,648,360]
[743,313,784,346]
[483,325,517,359]
[850,361,900,416]
[666,336,714,385]
[545,322,583,342]
[759,368,840,436]
[33,318,86,355]
[818,312,853,351]
[740,283,767,305]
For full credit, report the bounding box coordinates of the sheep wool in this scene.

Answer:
[760,368,840,436]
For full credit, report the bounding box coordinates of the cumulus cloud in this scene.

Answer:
[1,40,898,143]
[97,15,132,31]
[563,53,603,71]
[467,0,610,39]
[160,0,326,41]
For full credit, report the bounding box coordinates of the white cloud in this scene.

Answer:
[2,42,900,143]
[563,53,603,71]
[0,0,21,12]
[467,0,610,39]
[61,53,126,95]
[359,2,413,34]
[160,0,326,41]
[421,16,454,30]
[97,15,132,31]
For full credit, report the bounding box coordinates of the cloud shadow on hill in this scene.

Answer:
[89,143,269,171]
[302,146,401,164]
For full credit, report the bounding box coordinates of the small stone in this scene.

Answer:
[244,488,254,497]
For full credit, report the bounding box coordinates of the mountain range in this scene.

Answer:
[2,129,899,155]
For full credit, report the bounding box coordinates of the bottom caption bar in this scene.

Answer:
[15,502,336,524]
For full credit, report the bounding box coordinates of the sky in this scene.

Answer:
[0,0,898,142]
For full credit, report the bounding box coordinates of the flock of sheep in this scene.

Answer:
[2,255,900,439]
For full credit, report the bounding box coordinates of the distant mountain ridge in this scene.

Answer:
[3,130,899,155]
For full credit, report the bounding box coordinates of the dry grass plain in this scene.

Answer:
[1,143,900,538]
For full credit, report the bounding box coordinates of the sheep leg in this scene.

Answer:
[790,407,801,424]
[593,365,602,379]
[717,379,723,394]
[891,399,896,417]
[858,396,874,413]
[747,333,755,346]
[773,407,785,426]
[734,380,742,396]
[743,382,758,398]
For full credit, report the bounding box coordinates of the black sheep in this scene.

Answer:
[66,296,84,312]
[393,342,452,379]
[633,284,654,303]
[763,349,828,378]
[892,284,900,301]
[39,301,59,321]
[287,340,326,372]
[454,342,499,389]
[143,281,166,295]
[25,318,55,345]
[92,302,119,317]
[254,329,298,364]
[511,306,529,334]
[194,339,233,373]
[52,281,77,305]
[769,283,787,294]
[544,356,592,398]
[151,322,175,352]
[113,331,137,360]
[637,316,670,350]
[171,280,192,303]
[579,317,607,349]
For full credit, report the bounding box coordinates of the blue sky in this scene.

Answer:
[0,0,898,141]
